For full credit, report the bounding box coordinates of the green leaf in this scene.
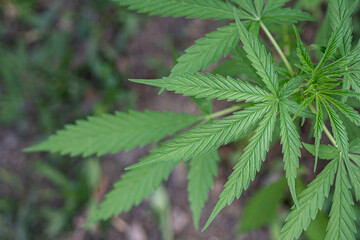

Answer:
[283,99,315,119]
[279,102,302,206]
[116,0,250,20]
[292,95,315,120]
[254,0,266,16]
[191,97,213,115]
[322,94,360,126]
[347,159,360,201]
[316,19,347,70]
[230,46,263,83]
[90,160,176,223]
[314,96,324,170]
[234,10,279,95]
[171,24,239,74]
[212,47,262,86]
[239,178,287,232]
[328,0,358,56]
[349,74,360,99]
[350,154,360,167]
[325,159,356,240]
[320,96,350,160]
[304,211,329,240]
[278,159,338,240]
[341,111,360,142]
[233,0,316,23]
[261,8,316,24]
[231,0,257,17]
[25,111,201,157]
[262,0,289,13]
[187,150,220,229]
[129,102,274,169]
[319,89,360,98]
[303,143,339,160]
[280,75,308,98]
[131,73,275,103]
[350,138,360,154]
[293,26,313,73]
[203,103,277,230]
[212,59,244,77]
[295,178,328,240]
[248,20,260,36]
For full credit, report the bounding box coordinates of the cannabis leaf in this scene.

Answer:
[90,160,176,223]
[328,0,357,55]
[234,10,279,95]
[325,159,356,240]
[171,24,239,74]
[279,102,301,206]
[303,143,338,160]
[314,96,324,171]
[116,0,250,20]
[25,0,360,238]
[239,178,287,232]
[229,46,262,82]
[131,73,275,103]
[347,158,360,201]
[322,94,360,126]
[261,8,316,24]
[278,159,338,240]
[203,103,277,230]
[187,150,219,229]
[315,18,348,70]
[26,111,201,157]
[232,0,316,23]
[320,96,349,160]
[293,25,313,73]
[92,103,273,223]
[129,102,273,168]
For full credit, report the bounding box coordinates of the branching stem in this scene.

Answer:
[260,20,338,148]
[205,104,249,120]
[309,104,338,147]
[260,21,295,77]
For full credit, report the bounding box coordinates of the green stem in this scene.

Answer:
[308,104,337,147]
[260,21,295,77]
[322,124,337,147]
[204,104,247,121]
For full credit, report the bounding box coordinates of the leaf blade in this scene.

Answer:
[131,73,275,103]
[129,102,274,168]
[279,102,302,206]
[116,0,250,20]
[234,10,279,95]
[203,103,278,230]
[187,150,220,229]
[26,111,201,157]
[325,159,356,240]
[171,24,239,74]
[279,159,338,240]
[90,160,176,223]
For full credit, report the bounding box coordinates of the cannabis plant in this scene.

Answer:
[27,0,360,239]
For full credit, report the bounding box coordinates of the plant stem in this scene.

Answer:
[260,21,295,77]
[322,125,337,147]
[205,104,247,120]
[308,104,337,147]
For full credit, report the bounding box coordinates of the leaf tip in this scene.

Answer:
[23,143,46,153]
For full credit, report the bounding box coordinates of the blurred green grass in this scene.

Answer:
[0,1,141,239]
[0,0,140,132]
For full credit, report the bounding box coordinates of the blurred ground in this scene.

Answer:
[1,0,358,240]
